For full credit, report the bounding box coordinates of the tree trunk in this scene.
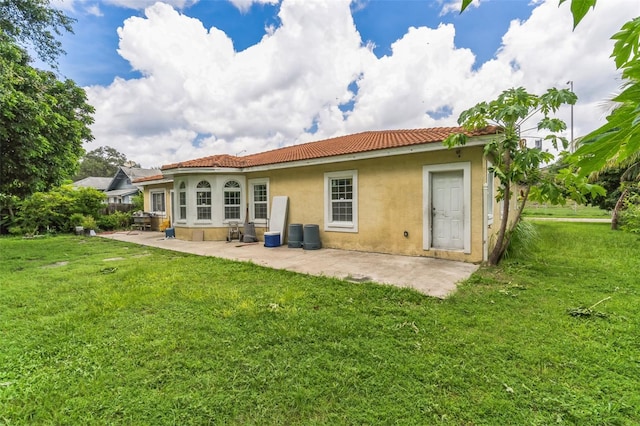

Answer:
[488,182,511,265]
[497,185,531,261]
[511,185,530,228]
[611,188,629,230]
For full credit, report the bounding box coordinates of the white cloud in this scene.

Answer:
[87,0,374,164]
[438,0,483,16]
[52,0,199,12]
[228,0,280,13]
[85,0,638,167]
[343,24,478,131]
[85,4,103,16]
[105,0,199,10]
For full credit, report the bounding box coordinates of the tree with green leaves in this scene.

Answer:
[0,0,75,66]
[587,152,640,230]
[572,17,640,177]
[0,0,94,233]
[462,0,640,231]
[460,0,638,178]
[0,34,94,200]
[75,146,140,180]
[444,87,603,265]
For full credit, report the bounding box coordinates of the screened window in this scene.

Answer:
[254,184,268,220]
[178,182,187,220]
[324,170,358,232]
[487,164,494,225]
[151,192,165,212]
[331,178,353,222]
[196,180,211,220]
[224,180,241,220]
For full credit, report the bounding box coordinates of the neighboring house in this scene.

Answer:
[135,127,509,263]
[73,167,160,206]
[72,176,112,192]
[105,167,160,205]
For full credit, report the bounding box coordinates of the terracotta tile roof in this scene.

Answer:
[161,126,500,171]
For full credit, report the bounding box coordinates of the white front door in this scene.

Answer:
[431,171,464,250]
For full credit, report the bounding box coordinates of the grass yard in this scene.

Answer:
[1,223,639,424]
[523,202,611,218]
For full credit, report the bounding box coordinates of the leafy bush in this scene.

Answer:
[97,211,131,231]
[81,215,98,231]
[69,213,85,228]
[131,193,144,211]
[14,185,106,234]
[620,195,640,234]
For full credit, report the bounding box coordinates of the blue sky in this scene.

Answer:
[50,0,637,167]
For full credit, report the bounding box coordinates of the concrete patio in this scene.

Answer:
[99,231,479,298]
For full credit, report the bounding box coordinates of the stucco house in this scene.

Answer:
[135,126,508,263]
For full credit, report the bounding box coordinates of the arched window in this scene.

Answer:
[178,182,187,220]
[224,180,241,220]
[196,181,211,220]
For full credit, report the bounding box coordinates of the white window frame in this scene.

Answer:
[150,191,165,214]
[178,182,187,222]
[223,180,242,222]
[487,162,494,225]
[324,170,358,233]
[249,178,269,225]
[196,180,212,222]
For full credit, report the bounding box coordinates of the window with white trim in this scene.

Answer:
[324,170,358,232]
[487,163,494,225]
[196,180,212,220]
[178,182,187,220]
[249,179,269,223]
[224,180,241,221]
[151,191,165,213]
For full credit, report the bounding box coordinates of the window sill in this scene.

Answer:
[325,223,358,233]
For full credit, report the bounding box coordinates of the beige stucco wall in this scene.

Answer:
[144,145,493,263]
[247,146,486,262]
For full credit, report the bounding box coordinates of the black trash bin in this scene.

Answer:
[302,224,321,250]
[288,223,303,248]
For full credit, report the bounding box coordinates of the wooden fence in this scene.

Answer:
[102,203,136,215]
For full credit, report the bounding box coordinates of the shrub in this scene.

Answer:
[503,220,540,260]
[8,226,23,236]
[131,193,144,211]
[97,211,131,231]
[620,195,640,234]
[69,213,85,229]
[81,216,98,231]
[15,185,106,234]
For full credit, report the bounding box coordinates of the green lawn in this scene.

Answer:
[523,202,611,218]
[1,223,639,424]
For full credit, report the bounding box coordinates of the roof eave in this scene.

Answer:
[134,178,173,186]
[244,136,491,173]
[161,167,244,176]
